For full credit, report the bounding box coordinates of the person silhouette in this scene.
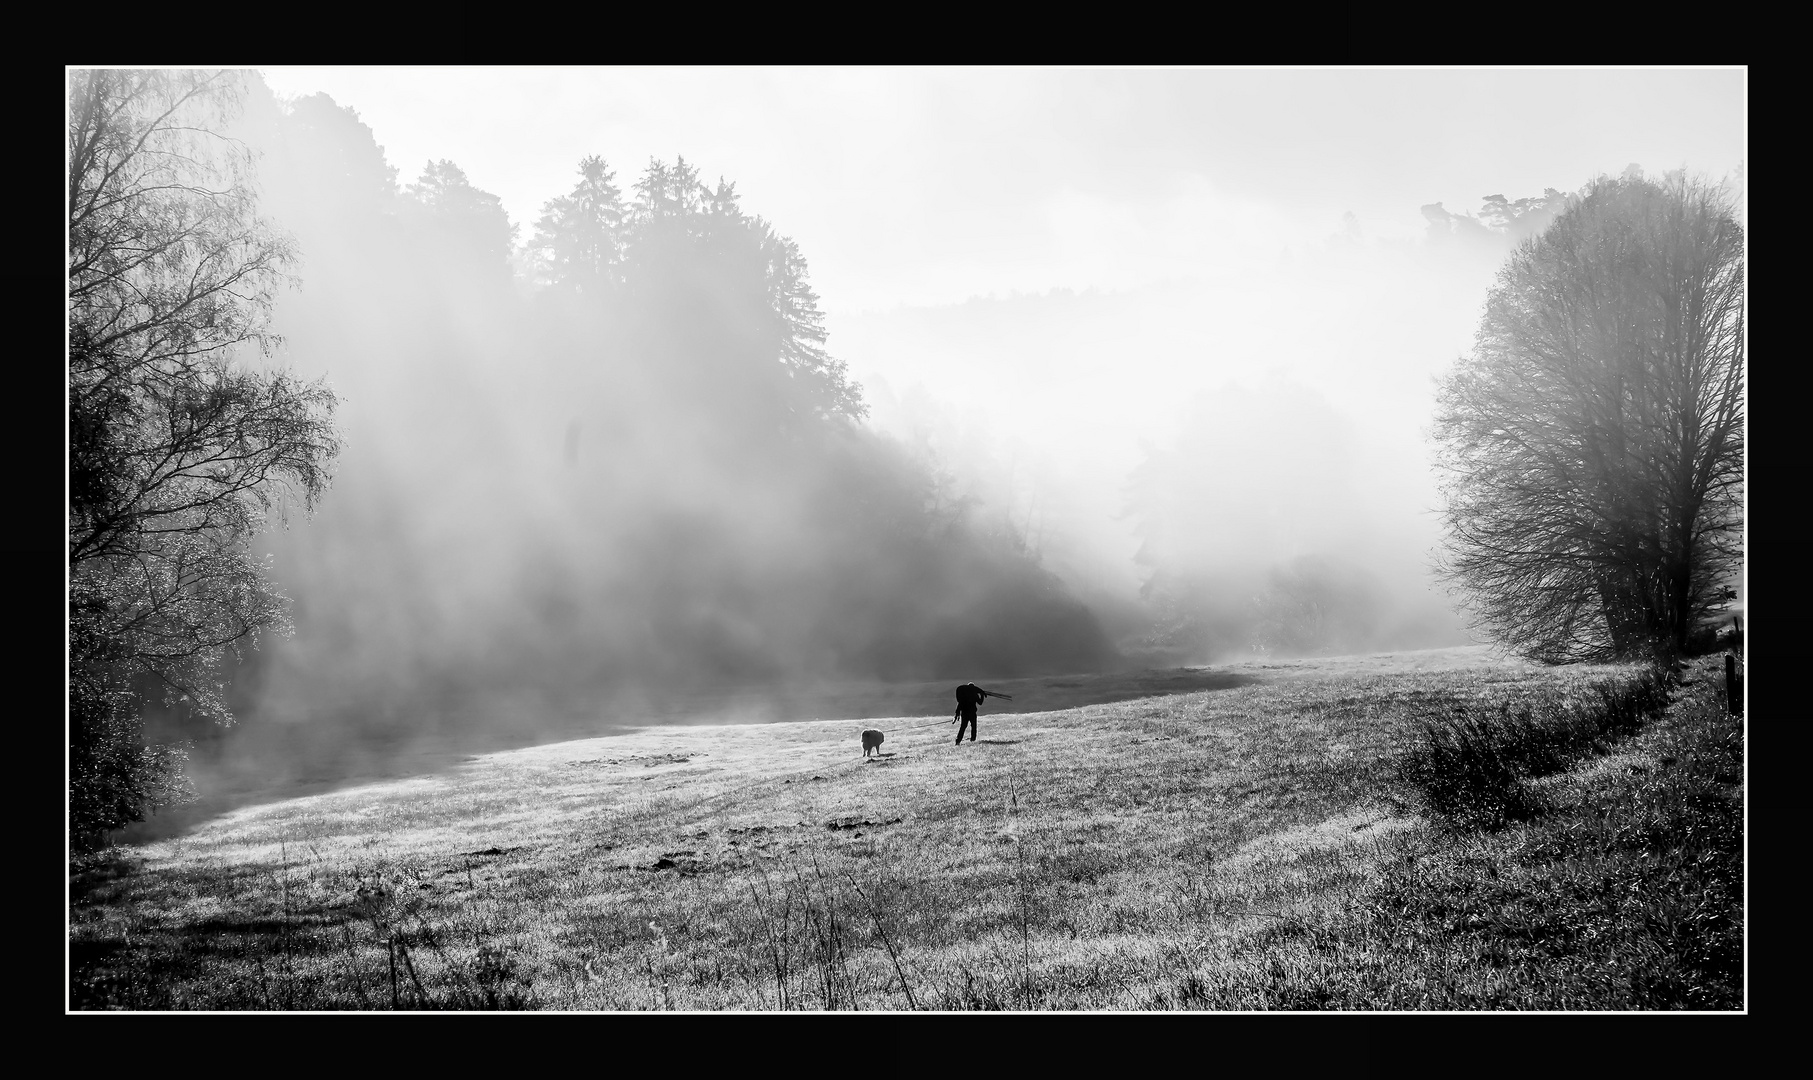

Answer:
[953,683,1011,745]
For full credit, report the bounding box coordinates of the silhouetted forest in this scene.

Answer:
[172,81,1114,771]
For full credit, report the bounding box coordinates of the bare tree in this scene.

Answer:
[68,69,340,839]
[1433,170,1744,664]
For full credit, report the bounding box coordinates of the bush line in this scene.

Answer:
[1397,666,1673,828]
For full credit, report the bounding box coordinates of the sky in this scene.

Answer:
[257,67,1745,313]
[254,65,1747,601]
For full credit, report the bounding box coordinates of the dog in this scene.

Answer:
[861,729,885,758]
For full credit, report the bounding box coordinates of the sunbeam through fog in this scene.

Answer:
[108,67,1744,808]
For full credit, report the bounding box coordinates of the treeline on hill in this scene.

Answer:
[1118,171,1744,669]
[71,72,1117,836]
[243,89,1114,700]
[1119,194,1583,666]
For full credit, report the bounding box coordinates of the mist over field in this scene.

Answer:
[152,84,1117,789]
[69,68,1748,1015]
[129,69,1744,796]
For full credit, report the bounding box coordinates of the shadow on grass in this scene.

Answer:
[70,848,145,895]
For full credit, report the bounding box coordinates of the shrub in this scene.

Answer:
[1397,668,1670,828]
[69,679,196,849]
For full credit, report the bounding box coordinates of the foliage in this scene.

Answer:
[1421,187,1573,247]
[403,159,518,275]
[526,155,624,294]
[1295,657,1742,1009]
[68,660,196,851]
[516,155,1097,681]
[1247,555,1386,657]
[1395,667,1670,828]
[1120,375,1433,663]
[535,153,866,425]
[1476,188,1573,244]
[107,107,1114,783]
[67,69,340,840]
[1433,170,1745,663]
[270,92,399,224]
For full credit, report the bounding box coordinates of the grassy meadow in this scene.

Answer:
[68,646,1743,1011]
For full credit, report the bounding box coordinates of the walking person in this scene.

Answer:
[953,682,1011,745]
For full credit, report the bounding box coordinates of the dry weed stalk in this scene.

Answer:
[845,872,918,1010]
